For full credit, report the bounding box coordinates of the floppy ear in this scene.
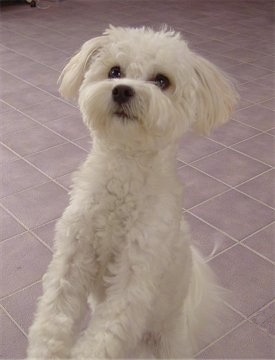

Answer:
[58,36,106,102]
[192,54,238,135]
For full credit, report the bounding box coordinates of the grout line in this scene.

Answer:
[219,49,272,66]
[185,210,239,244]
[239,241,275,265]
[0,66,76,109]
[0,227,29,245]
[185,137,274,189]
[187,209,275,264]
[240,220,275,243]
[184,132,268,171]
[185,161,274,213]
[206,242,239,263]
[188,210,275,264]
[21,136,88,157]
[0,96,71,118]
[195,319,247,357]
[188,158,272,195]
[226,145,273,168]
[241,74,275,88]
[233,94,275,112]
[233,187,275,211]
[232,167,273,188]
[223,301,248,321]
[0,201,56,253]
[195,281,275,356]
[232,115,275,133]
[197,302,275,358]
[31,218,58,233]
[1,12,103,48]
[264,129,275,138]
[188,214,273,264]
[0,55,61,84]
[28,228,54,254]
[230,117,267,133]
[246,300,275,339]
[186,163,232,188]
[225,62,274,80]
[0,99,90,155]
[0,142,69,194]
[207,130,273,168]
[0,123,86,188]
[186,187,231,212]
[0,280,42,303]
[259,103,275,113]
[0,26,73,56]
[0,303,28,338]
[248,299,275,322]
[0,203,32,240]
[248,321,275,340]
[180,146,226,166]
[0,174,67,200]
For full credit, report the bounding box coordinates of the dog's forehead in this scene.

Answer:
[103,27,187,76]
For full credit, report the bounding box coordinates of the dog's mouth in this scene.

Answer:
[114,108,137,121]
[114,110,130,119]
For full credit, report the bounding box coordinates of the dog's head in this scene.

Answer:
[59,26,238,151]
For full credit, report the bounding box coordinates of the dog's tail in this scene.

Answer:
[181,246,227,355]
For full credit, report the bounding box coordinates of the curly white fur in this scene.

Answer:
[27,26,237,359]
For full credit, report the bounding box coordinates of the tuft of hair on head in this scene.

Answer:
[191,53,239,135]
[158,23,182,39]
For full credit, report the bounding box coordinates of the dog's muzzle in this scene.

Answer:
[112,85,135,105]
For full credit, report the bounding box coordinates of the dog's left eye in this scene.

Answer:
[108,66,122,79]
[154,74,170,90]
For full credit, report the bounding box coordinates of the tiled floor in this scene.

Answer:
[0,0,274,358]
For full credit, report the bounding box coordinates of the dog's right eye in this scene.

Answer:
[154,74,170,90]
[108,66,122,79]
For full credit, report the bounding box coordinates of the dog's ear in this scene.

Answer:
[191,54,238,135]
[58,36,106,101]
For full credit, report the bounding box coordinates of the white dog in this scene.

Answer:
[27,26,237,359]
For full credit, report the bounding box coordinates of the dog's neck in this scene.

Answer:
[74,137,183,203]
[91,137,179,173]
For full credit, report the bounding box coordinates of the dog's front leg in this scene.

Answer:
[71,226,171,359]
[27,207,97,359]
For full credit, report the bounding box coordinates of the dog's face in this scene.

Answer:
[59,26,238,152]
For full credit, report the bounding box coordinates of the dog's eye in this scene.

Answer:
[108,66,122,79]
[154,74,170,90]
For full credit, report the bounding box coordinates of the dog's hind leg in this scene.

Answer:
[153,247,224,359]
[27,207,97,359]
[155,247,225,359]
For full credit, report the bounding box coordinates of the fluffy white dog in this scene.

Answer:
[27,26,237,359]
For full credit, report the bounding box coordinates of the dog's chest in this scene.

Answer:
[89,177,142,283]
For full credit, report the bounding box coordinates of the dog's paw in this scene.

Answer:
[71,331,122,359]
[27,338,71,359]
[28,314,75,359]
[71,341,106,359]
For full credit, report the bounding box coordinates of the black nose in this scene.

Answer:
[112,85,135,104]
